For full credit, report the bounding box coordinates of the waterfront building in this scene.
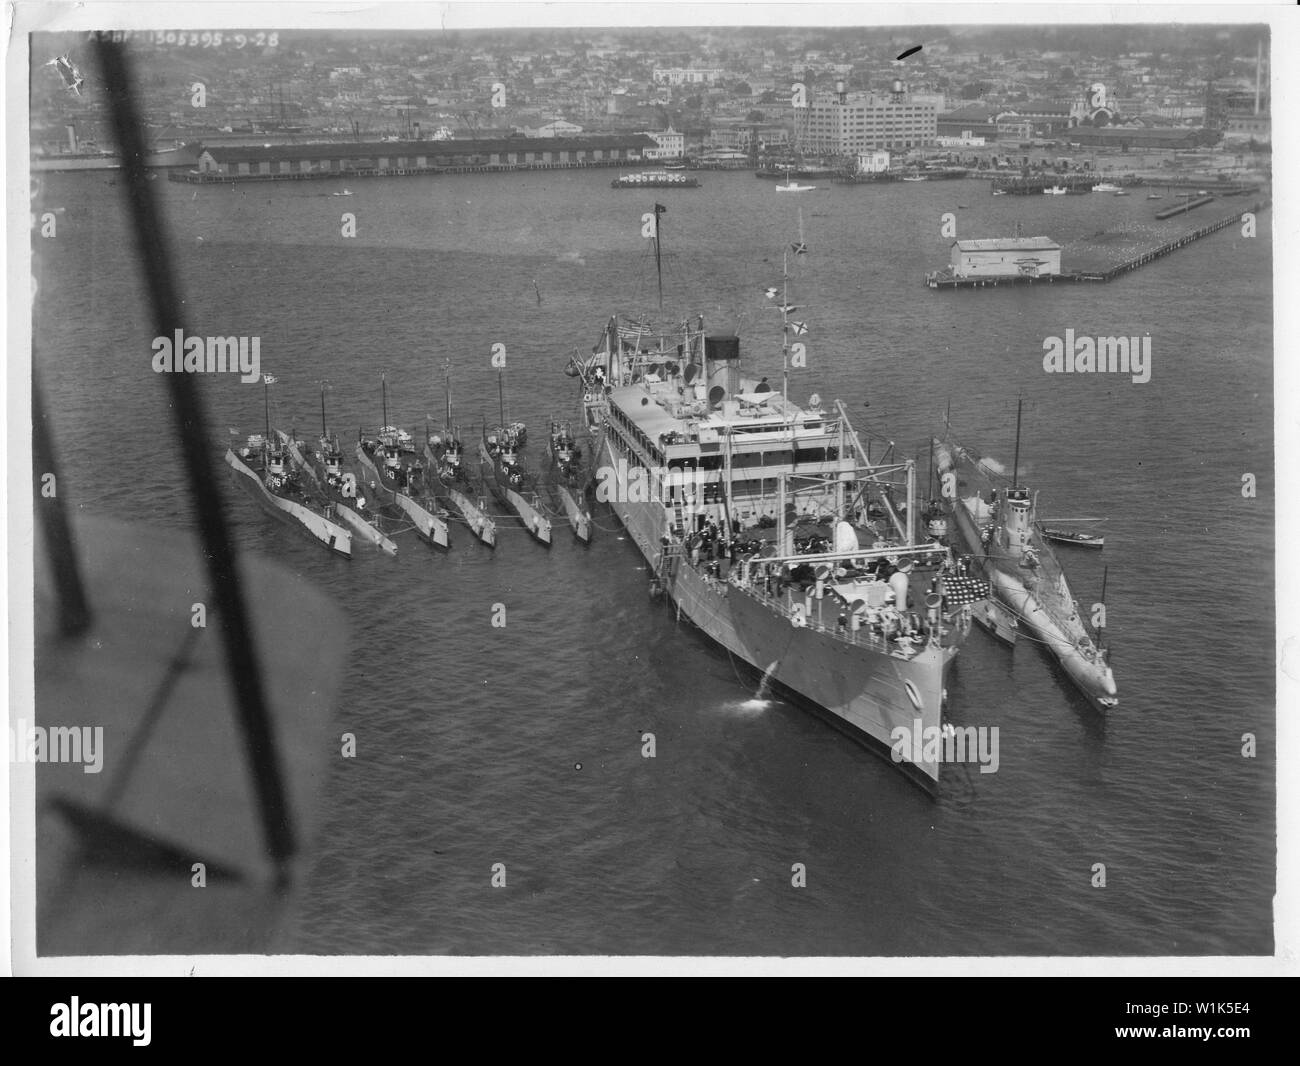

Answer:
[803,91,937,153]
[950,237,1062,279]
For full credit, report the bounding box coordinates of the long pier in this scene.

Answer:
[926,202,1266,290]
[991,174,1260,197]
[169,157,650,184]
[1154,194,1216,219]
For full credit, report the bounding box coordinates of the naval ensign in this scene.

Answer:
[151,329,261,382]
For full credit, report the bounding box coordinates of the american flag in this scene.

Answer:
[942,574,989,607]
[764,287,779,299]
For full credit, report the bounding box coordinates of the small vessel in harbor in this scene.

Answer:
[357,373,450,548]
[278,428,398,555]
[611,170,699,189]
[546,418,593,543]
[1042,185,1068,195]
[423,363,496,548]
[901,174,928,183]
[225,377,353,556]
[1039,526,1105,549]
[1091,182,1122,193]
[776,177,817,192]
[933,405,1116,710]
[480,370,551,545]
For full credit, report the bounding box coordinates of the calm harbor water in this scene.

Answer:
[33,167,1274,955]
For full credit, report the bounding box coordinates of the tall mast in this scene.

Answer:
[781,249,790,410]
[382,371,389,430]
[320,381,327,438]
[653,202,666,312]
[444,360,453,431]
[263,377,270,442]
[498,366,506,429]
[1012,394,1023,489]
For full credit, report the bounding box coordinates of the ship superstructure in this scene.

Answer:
[571,323,982,784]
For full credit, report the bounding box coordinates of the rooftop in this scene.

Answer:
[952,237,1062,252]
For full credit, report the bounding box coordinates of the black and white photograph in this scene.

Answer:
[8,1,1294,973]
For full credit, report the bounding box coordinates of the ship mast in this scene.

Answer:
[319,380,328,438]
[444,359,453,432]
[498,365,507,430]
[1012,394,1023,490]
[780,248,790,410]
[381,371,389,431]
[263,376,271,443]
[652,201,666,312]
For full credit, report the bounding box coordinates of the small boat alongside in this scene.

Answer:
[775,177,817,192]
[1042,185,1068,195]
[1039,526,1104,549]
[1091,182,1122,193]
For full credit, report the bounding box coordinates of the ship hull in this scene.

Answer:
[600,438,954,784]
[224,449,352,557]
[548,477,592,543]
[478,440,552,546]
[934,440,1117,708]
[356,445,450,548]
[276,431,398,554]
[423,444,497,548]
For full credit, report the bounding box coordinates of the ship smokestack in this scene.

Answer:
[704,335,741,406]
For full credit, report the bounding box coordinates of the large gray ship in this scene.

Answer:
[568,314,985,785]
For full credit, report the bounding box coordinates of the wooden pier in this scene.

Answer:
[991,174,1260,197]
[1154,195,1215,219]
[168,157,644,184]
[926,202,1266,290]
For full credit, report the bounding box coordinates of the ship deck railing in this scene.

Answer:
[722,570,927,660]
[681,541,955,658]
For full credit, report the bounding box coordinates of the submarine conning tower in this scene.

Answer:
[1005,486,1033,545]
